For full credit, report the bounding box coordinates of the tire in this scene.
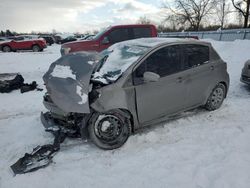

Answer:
[205,83,226,111]
[2,46,11,52]
[88,110,131,150]
[32,45,40,52]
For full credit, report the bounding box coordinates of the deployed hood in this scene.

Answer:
[43,52,100,114]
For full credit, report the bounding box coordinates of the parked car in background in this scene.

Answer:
[75,34,85,39]
[20,35,39,40]
[241,59,250,85]
[42,38,229,149]
[39,35,55,46]
[0,37,47,52]
[59,36,77,44]
[61,24,157,55]
[0,37,6,41]
[53,35,62,44]
[80,35,95,40]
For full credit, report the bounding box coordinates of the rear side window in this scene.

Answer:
[133,27,151,38]
[108,29,130,43]
[183,44,209,69]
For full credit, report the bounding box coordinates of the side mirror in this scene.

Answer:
[143,71,160,82]
[101,37,110,45]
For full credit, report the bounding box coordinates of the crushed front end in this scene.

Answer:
[40,52,102,138]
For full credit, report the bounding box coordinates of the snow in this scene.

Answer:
[51,64,76,80]
[1,41,250,188]
[76,85,88,105]
[87,60,95,65]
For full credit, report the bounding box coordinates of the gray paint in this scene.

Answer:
[43,52,99,113]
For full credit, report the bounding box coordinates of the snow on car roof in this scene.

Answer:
[108,37,191,50]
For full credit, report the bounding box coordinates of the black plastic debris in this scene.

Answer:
[20,81,42,93]
[10,123,80,175]
[0,73,24,93]
[0,73,43,93]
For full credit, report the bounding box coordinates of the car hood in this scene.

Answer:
[43,52,100,114]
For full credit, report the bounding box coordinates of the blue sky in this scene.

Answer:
[0,0,167,33]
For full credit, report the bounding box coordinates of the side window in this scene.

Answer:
[183,44,209,69]
[133,27,151,38]
[133,45,182,85]
[108,29,130,44]
[15,37,24,41]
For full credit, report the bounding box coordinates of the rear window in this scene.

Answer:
[183,44,209,69]
[133,27,151,39]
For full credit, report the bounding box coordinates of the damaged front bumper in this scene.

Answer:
[40,111,60,130]
[41,94,91,139]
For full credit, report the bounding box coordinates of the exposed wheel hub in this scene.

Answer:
[94,115,122,142]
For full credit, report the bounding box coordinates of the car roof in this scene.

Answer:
[110,24,156,28]
[108,37,210,51]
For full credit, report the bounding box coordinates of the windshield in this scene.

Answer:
[92,44,151,84]
[92,27,111,40]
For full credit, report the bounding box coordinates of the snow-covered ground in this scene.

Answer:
[0,41,250,188]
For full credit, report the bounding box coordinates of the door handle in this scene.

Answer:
[210,65,214,70]
[177,77,182,83]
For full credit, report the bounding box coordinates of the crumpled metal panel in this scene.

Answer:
[43,52,99,113]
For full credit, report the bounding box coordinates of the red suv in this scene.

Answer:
[61,24,157,55]
[0,36,47,52]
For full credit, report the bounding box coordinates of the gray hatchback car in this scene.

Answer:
[41,38,229,149]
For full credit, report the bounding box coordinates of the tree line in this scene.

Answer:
[139,0,250,32]
[1,0,250,35]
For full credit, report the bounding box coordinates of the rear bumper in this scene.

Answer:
[241,75,250,85]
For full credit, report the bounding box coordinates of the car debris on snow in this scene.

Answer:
[0,73,43,93]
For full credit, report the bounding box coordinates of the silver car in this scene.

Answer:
[241,60,250,85]
[41,38,229,149]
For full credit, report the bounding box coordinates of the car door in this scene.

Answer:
[99,28,130,51]
[133,45,188,124]
[13,37,27,50]
[182,44,215,107]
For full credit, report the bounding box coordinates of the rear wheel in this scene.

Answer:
[2,46,11,52]
[88,110,131,150]
[205,83,226,111]
[32,45,40,52]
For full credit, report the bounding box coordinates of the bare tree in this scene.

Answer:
[163,0,217,31]
[137,16,152,24]
[216,0,231,28]
[231,0,250,27]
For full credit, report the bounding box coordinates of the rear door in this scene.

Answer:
[133,45,188,124]
[182,44,216,107]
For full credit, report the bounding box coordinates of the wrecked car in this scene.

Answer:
[41,38,230,150]
[241,59,250,85]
